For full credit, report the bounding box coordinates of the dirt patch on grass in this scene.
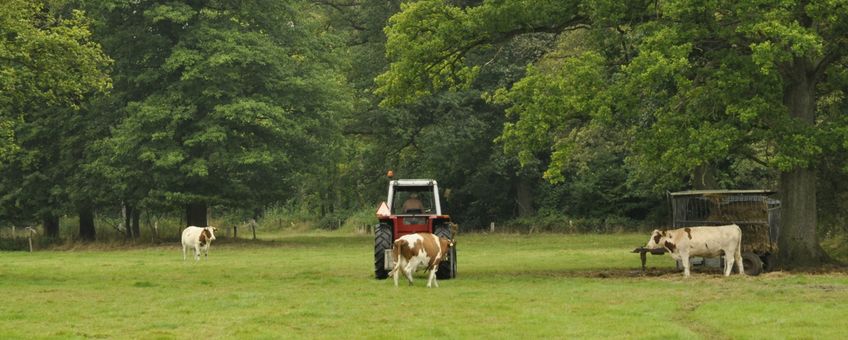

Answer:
[478,266,848,280]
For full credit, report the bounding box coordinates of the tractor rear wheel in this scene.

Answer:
[434,225,456,279]
[374,224,392,279]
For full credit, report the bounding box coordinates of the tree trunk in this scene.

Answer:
[186,202,208,227]
[516,176,535,217]
[693,163,718,190]
[124,204,134,239]
[778,60,830,267]
[131,209,141,238]
[78,206,96,241]
[43,214,59,238]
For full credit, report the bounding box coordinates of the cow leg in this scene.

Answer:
[392,260,402,287]
[735,251,744,275]
[724,253,734,276]
[194,245,201,261]
[403,261,416,286]
[681,256,691,277]
[428,267,439,288]
[182,244,187,261]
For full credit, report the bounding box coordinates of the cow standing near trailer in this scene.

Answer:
[182,226,217,261]
[388,232,454,288]
[645,224,744,277]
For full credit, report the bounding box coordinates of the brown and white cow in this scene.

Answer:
[387,232,454,288]
[181,226,217,261]
[645,224,743,277]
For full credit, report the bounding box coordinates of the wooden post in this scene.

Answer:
[233,225,238,239]
[25,227,37,252]
[250,218,257,240]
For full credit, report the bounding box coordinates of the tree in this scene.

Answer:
[0,0,111,238]
[88,0,351,227]
[377,0,848,266]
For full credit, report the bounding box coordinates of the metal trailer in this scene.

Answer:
[668,189,780,275]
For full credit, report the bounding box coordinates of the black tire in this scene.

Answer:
[374,224,392,279]
[434,225,456,279]
[742,252,763,276]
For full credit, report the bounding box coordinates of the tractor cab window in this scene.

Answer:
[393,188,434,215]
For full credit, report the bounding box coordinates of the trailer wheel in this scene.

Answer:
[742,252,763,276]
[434,225,456,279]
[374,224,392,279]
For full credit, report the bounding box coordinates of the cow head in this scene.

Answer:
[205,226,217,241]
[438,237,455,259]
[646,229,665,249]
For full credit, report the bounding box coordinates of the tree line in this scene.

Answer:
[2,0,847,267]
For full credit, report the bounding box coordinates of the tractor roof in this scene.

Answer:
[392,179,438,187]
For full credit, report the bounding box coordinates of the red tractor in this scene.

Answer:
[374,177,456,280]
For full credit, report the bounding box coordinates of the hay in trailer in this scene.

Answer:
[739,223,774,253]
[704,194,769,224]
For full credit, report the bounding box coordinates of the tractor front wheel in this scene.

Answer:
[374,224,392,279]
[435,225,456,279]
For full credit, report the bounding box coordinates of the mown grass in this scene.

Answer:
[1,232,847,339]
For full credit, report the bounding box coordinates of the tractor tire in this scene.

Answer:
[742,252,763,276]
[374,224,392,279]
[434,225,456,280]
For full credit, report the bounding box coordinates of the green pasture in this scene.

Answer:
[1,233,847,339]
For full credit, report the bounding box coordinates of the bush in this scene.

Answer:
[500,210,644,234]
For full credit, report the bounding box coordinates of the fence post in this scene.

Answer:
[233,225,238,239]
[25,227,37,252]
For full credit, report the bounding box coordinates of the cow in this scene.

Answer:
[387,232,454,288]
[645,224,743,277]
[181,226,217,261]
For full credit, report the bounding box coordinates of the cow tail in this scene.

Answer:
[387,240,400,279]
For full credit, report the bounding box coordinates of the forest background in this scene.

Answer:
[3,0,848,268]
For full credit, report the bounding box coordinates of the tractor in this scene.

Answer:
[374,175,456,280]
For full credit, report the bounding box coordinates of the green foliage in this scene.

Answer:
[0,0,111,227]
[503,209,643,234]
[90,0,352,212]
[376,0,583,106]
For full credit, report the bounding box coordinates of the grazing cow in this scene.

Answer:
[645,224,743,277]
[388,233,454,288]
[181,226,217,261]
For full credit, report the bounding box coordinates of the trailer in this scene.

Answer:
[667,189,780,275]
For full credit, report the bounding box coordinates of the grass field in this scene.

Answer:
[1,232,847,339]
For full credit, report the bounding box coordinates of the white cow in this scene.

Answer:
[645,224,743,277]
[181,226,217,261]
[388,232,454,288]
